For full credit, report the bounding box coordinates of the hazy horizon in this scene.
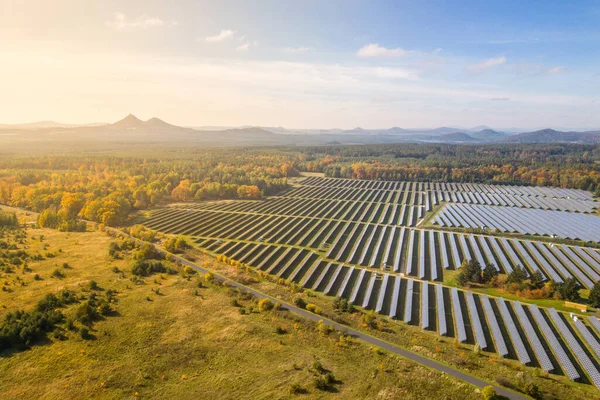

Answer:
[2,0,600,129]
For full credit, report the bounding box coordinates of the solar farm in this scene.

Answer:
[144,176,600,389]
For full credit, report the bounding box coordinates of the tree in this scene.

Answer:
[237,185,262,199]
[529,270,544,289]
[589,281,600,308]
[507,265,527,285]
[482,263,498,284]
[171,180,193,201]
[456,270,469,286]
[456,259,482,286]
[555,277,581,302]
[38,209,60,229]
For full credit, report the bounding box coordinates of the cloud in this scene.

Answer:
[490,97,510,101]
[546,66,566,75]
[236,43,249,51]
[374,67,419,80]
[105,12,166,31]
[284,46,313,54]
[509,63,566,77]
[205,29,236,42]
[357,43,407,57]
[465,56,506,73]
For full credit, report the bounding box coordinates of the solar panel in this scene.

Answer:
[388,276,402,318]
[497,298,531,364]
[528,305,579,380]
[429,230,438,280]
[548,308,600,389]
[419,230,426,278]
[349,268,366,304]
[421,281,429,330]
[362,272,378,308]
[590,316,600,335]
[465,292,487,349]
[375,273,390,313]
[513,302,554,372]
[436,284,447,336]
[404,279,414,324]
[451,288,467,343]
[573,319,600,360]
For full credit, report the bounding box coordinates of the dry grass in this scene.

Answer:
[0,228,481,400]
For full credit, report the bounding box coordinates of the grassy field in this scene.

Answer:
[0,226,484,400]
[187,245,600,400]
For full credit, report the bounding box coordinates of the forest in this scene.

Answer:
[0,143,598,230]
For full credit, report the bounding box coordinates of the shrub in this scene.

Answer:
[306,303,322,314]
[50,269,65,279]
[164,236,190,253]
[482,385,496,400]
[89,280,99,290]
[79,327,91,340]
[0,307,64,350]
[131,260,167,277]
[275,326,287,334]
[294,297,307,309]
[258,298,274,311]
[289,383,307,394]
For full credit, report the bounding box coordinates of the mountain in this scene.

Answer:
[470,129,506,140]
[110,114,145,129]
[468,125,492,131]
[502,129,600,143]
[438,132,478,142]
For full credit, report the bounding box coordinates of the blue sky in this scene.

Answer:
[1,0,599,129]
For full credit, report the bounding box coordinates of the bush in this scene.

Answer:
[133,243,158,261]
[131,260,167,277]
[482,385,496,400]
[79,327,91,340]
[51,269,65,279]
[128,225,157,242]
[333,297,354,313]
[0,307,64,350]
[275,326,287,334]
[289,383,307,394]
[258,298,274,311]
[294,297,307,309]
[164,236,190,253]
[306,303,322,314]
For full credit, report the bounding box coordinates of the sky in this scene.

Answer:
[1,0,599,130]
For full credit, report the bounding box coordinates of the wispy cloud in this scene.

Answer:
[205,29,236,42]
[546,66,566,75]
[236,43,249,51]
[465,56,506,73]
[105,12,167,31]
[357,43,407,57]
[509,63,566,77]
[284,46,313,54]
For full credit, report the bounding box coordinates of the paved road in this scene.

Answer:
[106,227,528,400]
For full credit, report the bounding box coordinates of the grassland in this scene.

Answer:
[185,245,600,400]
[0,226,484,400]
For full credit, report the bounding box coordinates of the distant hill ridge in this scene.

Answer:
[2,114,600,146]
